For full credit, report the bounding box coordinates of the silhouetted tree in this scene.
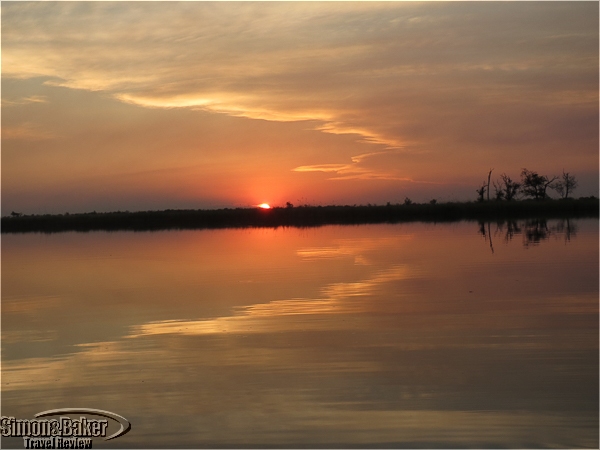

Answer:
[552,170,578,199]
[476,183,487,202]
[486,168,493,202]
[492,181,504,201]
[499,174,520,201]
[285,202,294,208]
[520,169,558,200]
[403,197,413,206]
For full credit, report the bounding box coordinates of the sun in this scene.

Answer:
[258,203,271,209]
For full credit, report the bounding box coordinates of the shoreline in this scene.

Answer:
[2,198,598,234]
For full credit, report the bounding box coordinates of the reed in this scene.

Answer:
[2,198,598,234]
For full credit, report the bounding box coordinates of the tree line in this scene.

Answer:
[476,169,578,202]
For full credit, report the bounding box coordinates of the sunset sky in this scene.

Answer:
[3,2,598,214]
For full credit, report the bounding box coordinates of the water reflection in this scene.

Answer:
[2,220,598,448]
[478,218,579,252]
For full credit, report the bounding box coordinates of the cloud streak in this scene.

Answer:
[4,3,596,147]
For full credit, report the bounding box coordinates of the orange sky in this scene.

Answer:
[2,2,598,214]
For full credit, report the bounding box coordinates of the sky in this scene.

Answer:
[2,1,598,214]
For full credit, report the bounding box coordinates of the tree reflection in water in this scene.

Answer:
[478,218,578,251]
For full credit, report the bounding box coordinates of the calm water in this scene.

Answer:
[2,219,598,448]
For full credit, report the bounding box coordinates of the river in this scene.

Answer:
[2,219,598,448]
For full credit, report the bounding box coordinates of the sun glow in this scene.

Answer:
[258,203,271,209]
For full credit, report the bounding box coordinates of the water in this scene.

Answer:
[2,219,598,448]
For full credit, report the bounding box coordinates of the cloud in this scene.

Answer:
[292,163,403,181]
[293,153,441,183]
[2,2,598,206]
[3,3,597,149]
[2,123,56,141]
[2,95,48,107]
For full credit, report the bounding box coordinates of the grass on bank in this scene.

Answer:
[2,198,598,233]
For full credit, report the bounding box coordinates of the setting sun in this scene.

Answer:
[258,203,271,209]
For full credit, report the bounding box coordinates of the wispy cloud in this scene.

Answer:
[2,95,48,107]
[3,123,56,141]
[293,157,441,183]
[3,2,597,153]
